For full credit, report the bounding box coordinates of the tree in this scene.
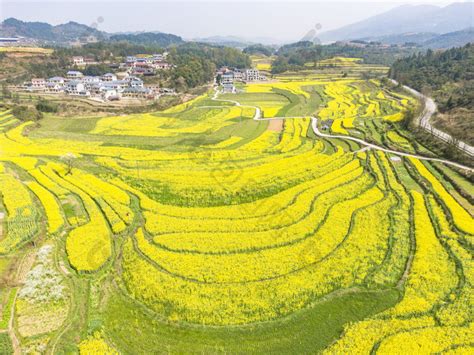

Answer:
[12,105,42,121]
[36,98,58,113]
[60,153,77,175]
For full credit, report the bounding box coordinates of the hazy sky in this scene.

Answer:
[0,1,459,42]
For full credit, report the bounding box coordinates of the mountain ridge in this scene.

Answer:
[319,2,474,42]
[0,18,183,47]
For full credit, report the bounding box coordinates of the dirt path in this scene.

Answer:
[268,119,283,132]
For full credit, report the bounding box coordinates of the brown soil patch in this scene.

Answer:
[268,119,283,132]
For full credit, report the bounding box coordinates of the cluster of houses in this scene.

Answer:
[123,53,172,76]
[70,53,173,77]
[27,71,162,101]
[216,67,266,93]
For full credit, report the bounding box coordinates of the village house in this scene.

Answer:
[82,76,101,90]
[244,69,261,82]
[101,73,118,82]
[31,78,46,89]
[45,82,63,93]
[47,76,65,86]
[127,77,144,88]
[72,56,84,66]
[122,87,154,99]
[65,80,88,96]
[221,72,234,85]
[100,87,120,101]
[67,70,84,79]
[102,80,129,93]
[233,70,244,81]
[131,67,155,76]
[83,57,97,65]
[153,62,172,70]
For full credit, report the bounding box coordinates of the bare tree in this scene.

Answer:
[60,153,77,175]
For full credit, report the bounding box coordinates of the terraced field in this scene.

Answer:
[0,58,472,353]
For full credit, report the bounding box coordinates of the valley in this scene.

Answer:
[0,56,472,353]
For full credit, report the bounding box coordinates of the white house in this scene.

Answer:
[101,87,120,100]
[122,87,153,99]
[244,69,260,82]
[154,62,172,70]
[67,71,83,79]
[72,56,84,65]
[128,78,144,88]
[45,82,63,93]
[47,77,65,86]
[233,70,244,81]
[221,72,234,85]
[82,76,101,90]
[83,76,101,84]
[101,73,118,82]
[31,78,46,89]
[102,80,128,93]
[65,80,88,96]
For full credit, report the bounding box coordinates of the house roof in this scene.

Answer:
[66,80,83,86]
[67,70,83,75]
[123,87,151,93]
[102,87,117,92]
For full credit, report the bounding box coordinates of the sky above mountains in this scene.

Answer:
[0,1,463,43]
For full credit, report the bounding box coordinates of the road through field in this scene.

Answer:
[211,87,473,172]
[390,79,474,157]
[310,118,473,172]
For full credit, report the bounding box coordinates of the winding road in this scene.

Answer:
[310,117,473,171]
[211,87,473,172]
[390,79,474,157]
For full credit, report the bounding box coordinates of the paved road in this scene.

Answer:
[310,117,473,172]
[390,80,474,157]
[211,87,473,172]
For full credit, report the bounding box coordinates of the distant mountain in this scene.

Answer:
[193,35,283,47]
[193,36,252,48]
[357,27,473,49]
[0,18,182,47]
[319,2,474,42]
[359,32,439,46]
[0,18,107,43]
[422,27,474,49]
[110,32,183,47]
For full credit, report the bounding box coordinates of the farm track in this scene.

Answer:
[210,87,474,172]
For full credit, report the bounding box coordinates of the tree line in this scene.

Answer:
[389,43,473,112]
[269,41,418,74]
